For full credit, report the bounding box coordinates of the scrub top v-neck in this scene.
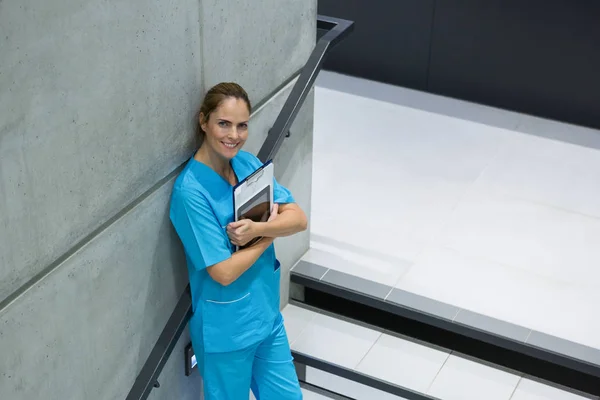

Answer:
[169,150,294,354]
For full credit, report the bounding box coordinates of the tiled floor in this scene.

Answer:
[283,304,594,400]
[310,71,600,351]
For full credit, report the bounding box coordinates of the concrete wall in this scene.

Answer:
[0,0,316,398]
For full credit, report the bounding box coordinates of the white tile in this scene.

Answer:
[511,378,595,400]
[395,246,600,349]
[305,367,406,400]
[355,333,450,393]
[281,304,316,346]
[300,387,329,400]
[427,355,520,400]
[311,86,516,265]
[309,208,426,264]
[437,190,600,288]
[292,313,381,369]
[310,153,468,263]
[476,133,600,217]
[302,244,409,287]
[311,156,470,244]
[314,87,513,183]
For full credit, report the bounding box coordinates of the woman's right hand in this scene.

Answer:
[258,204,279,246]
[267,203,279,222]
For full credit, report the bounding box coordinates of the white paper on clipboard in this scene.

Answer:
[232,160,274,252]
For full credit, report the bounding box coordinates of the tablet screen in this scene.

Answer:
[236,186,271,249]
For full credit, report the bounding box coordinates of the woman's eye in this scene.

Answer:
[218,121,228,127]
[239,124,248,129]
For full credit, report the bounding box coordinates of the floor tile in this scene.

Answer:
[305,367,406,400]
[355,333,450,393]
[396,246,600,349]
[437,190,600,288]
[281,304,316,346]
[303,244,409,287]
[313,86,512,183]
[386,288,459,321]
[427,354,520,400]
[510,377,597,400]
[292,312,382,369]
[310,155,465,257]
[312,84,512,255]
[475,133,600,218]
[310,233,414,268]
[300,387,333,400]
[309,209,426,264]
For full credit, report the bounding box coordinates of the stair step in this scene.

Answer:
[282,303,597,400]
[290,255,600,396]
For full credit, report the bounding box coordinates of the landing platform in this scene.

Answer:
[304,71,600,370]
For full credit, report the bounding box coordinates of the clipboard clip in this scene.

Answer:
[247,168,264,185]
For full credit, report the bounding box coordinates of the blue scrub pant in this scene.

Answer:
[198,314,302,400]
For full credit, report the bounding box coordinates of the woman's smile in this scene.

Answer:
[221,141,239,149]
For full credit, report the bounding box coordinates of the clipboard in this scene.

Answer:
[232,160,274,252]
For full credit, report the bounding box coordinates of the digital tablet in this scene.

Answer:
[232,160,274,252]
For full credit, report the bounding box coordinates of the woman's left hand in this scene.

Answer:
[226,219,258,247]
[227,204,279,247]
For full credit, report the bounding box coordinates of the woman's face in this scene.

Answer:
[200,97,250,160]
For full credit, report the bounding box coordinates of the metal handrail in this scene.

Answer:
[257,15,354,163]
[125,14,354,400]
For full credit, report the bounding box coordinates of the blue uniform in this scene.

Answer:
[169,150,302,400]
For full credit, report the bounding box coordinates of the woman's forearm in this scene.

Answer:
[207,238,273,286]
[256,206,308,238]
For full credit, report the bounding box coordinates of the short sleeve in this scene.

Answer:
[274,177,295,204]
[170,188,232,270]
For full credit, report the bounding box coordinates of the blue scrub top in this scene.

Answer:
[169,150,294,354]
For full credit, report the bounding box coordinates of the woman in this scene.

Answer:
[170,82,307,400]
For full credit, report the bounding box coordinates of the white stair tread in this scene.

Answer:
[427,354,519,400]
[282,304,595,400]
[300,388,332,400]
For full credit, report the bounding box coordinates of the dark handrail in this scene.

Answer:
[126,286,193,400]
[125,14,354,400]
[257,15,354,163]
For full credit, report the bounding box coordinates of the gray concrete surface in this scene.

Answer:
[0,0,316,398]
[0,179,196,399]
[0,0,203,304]
[200,0,317,105]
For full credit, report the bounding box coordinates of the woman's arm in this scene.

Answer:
[207,236,274,286]
[226,203,308,247]
[255,203,308,237]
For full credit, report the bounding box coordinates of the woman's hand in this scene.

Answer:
[227,204,279,247]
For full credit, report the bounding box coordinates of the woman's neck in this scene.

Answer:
[195,144,231,177]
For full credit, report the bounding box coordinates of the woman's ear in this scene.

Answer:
[199,112,208,133]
